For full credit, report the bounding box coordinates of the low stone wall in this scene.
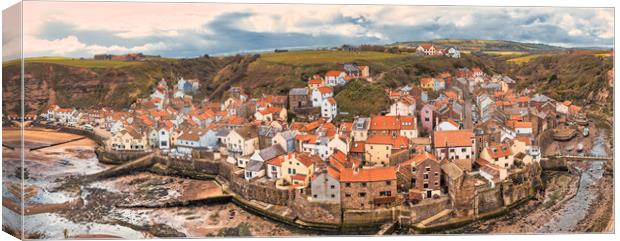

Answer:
[95,147,151,164]
[476,187,503,213]
[292,194,342,225]
[342,207,402,229]
[409,197,451,223]
[540,158,569,171]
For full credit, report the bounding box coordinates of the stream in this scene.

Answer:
[537,129,608,233]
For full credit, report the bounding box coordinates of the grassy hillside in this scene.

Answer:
[393,39,565,52]
[3,57,148,68]
[335,79,390,120]
[258,50,407,66]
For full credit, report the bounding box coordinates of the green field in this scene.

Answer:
[3,56,145,68]
[258,50,407,66]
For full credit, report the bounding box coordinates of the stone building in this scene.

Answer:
[339,167,397,210]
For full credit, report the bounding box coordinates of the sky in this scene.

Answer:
[2,1,615,59]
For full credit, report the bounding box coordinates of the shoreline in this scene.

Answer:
[3,126,602,235]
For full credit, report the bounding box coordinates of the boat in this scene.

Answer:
[582,127,589,137]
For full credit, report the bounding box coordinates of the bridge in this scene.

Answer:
[546,155,613,161]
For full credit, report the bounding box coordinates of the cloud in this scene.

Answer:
[10,2,614,59]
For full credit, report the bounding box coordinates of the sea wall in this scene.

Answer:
[409,197,451,223]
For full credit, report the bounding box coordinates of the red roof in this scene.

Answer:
[472,68,482,73]
[325,71,343,77]
[402,152,438,166]
[419,43,434,50]
[340,167,396,182]
[308,79,323,85]
[369,116,416,131]
[485,143,512,159]
[366,135,409,148]
[350,141,365,153]
[318,86,333,94]
[433,129,474,148]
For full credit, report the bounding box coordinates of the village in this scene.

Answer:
[21,43,596,230]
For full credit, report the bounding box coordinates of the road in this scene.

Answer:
[462,80,474,129]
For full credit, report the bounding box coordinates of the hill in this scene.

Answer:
[392,39,565,53]
[2,45,613,117]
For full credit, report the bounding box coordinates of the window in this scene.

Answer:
[412,167,417,172]
[424,183,429,188]
[461,148,466,152]
[450,149,455,153]
[345,193,351,197]
[386,146,389,150]
[358,192,366,197]
[330,185,335,189]
[331,194,335,198]
[426,167,431,172]
[361,182,367,187]
[386,181,392,185]
[411,178,416,186]
[313,194,318,198]
[345,183,351,188]
[424,174,429,179]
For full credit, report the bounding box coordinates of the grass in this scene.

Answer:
[3,56,145,68]
[506,53,553,64]
[258,50,407,66]
[482,51,528,56]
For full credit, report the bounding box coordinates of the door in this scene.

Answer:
[426,190,432,199]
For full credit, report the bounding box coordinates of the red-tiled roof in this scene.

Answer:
[433,129,474,148]
[340,167,396,182]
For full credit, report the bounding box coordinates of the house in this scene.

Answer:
[308,78,324,89]
[351,117,370,141]
[388,97,416,116]
[368,115,418,139]
[149,124,172,149]
[108,127,149,151]
[226,125,259,158]
[325,71,346,86]
[344,64,360,77]
[280,152,319,187]
[175,129,218,155]
[446,47,460,58]
[397,152,442,201]
[472,68,484,78]
[476,94,495,123]
[420,77,435,90]
[310,167,341,203]
[479,143,514,169]
[266,155,285,180]
[340,167,397,209]
[272,130,298,153]
[311,86,333,107]
[245,145,285,180]
[288,88,311,112]
[364,135,409,166]
[433,129,476,170]
[435,119,460,131]
[416,43,437,56]
[254,107,287,122]
[321,97,338,119]
[420,104,435,134]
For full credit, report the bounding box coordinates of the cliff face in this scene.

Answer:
[1,56,258,114]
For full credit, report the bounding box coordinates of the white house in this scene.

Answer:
[311,86,333,107]
[388,97,416,116]
[321,97,338,119]
[324,71,346,86]
[446,47,460,58]
[225,126,259,158]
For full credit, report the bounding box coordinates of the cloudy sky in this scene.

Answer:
[2,1,614,59]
